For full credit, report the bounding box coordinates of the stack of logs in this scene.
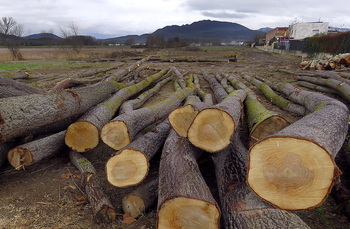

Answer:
[300,53,350,70]
[1,56,350,228]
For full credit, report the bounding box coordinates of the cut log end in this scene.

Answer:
[122,194,145,218]
[187,108,235,153]
[101,120,130,150]
[168,104,199,137]
[247,137,336,210]
[157,197,220,229]
[95,205,117,224]
[249,116,290,146]
[106,149,148,187]
[7,147,33,169]
[65,121,99,152]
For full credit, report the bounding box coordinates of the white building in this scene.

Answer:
[289,22,329,40]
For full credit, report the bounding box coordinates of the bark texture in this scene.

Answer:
[69,151,116,224]
[157,130,220,229]
[297,81,338,94]
[0,75,45,98]
[202,71,227,103]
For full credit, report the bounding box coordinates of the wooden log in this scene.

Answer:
[172,67,186,89]
[242,74,307,116]
[101,84,197,150]
[157,130,220,228]
[122,176,159,218]
[213,135,310,228]
[187,90,246,153]
[7,131,67,170]
[192,74,213,105]
[224,74,289,146]
[202,71,227,103]
[106,56,150,81]
[64,69,170,153]
[105,119,171,187]
[297,81,338,94]
[69,151,116,224]
[0,75,45,98]
[247,83,349,210]
[0,79,126,144]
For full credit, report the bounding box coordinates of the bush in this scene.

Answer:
[302,32,350,55]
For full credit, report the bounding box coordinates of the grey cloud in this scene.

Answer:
[201,11,250,19]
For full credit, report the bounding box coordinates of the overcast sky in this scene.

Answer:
[1,0,349,38]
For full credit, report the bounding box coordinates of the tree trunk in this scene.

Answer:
[69,151,116,224]
[297,81,338,94]
[224,74,289,146]
[7,130,67,170]
[122,176,159,218]
[0,75,45,98]
[157,130,220,229]
[213,136,310,229]
[0,80,126,144]
[105,119,171,187]
[64,69,170,152]
[100,84,196,150]
[192,74,213,105]
[247,83,349,210]
[202,71,227,103]
[106,56,150,81]
[242,74,307,116]
[172,67,187,89]
[187,90,246,153]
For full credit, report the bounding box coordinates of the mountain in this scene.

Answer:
[258,27,273,33]
[102,34,150,45]
[23,33,61,40]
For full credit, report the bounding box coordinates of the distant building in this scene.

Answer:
[289,22,329,40]
[265,27,289,47]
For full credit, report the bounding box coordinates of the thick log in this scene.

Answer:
[0,79,126,144]
[119,76,173,114]
[7,131,67,170]
[213,136,310,228]
[69,151,116,224]
[202,71,227,103]
[157,130,220,228]
[122,176,159,218]
[100,84,196,150]
[105,119,171,187]
[64,69,170,153]
[242,74,307,115]
[224,74,289,146]
[0,75,45,98]
[187,90,246,153]
[247,83,349,210]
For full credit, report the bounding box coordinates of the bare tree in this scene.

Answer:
[0,17,23,60]
[60,22,82,54]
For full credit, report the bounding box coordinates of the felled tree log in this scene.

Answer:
[0,75,45,98]
[106,56,150,81]
[213,135,310,228]
[101,83,196,150]
[0,79,126,144]
[69,151,116,224]
[297,81,338,94]
[105,119,171,187]
[122,176,159,218]
[172,67,187,89]
[247,83,349,210]
[297,75,350,102]
[157,130,220,228]
[192,74,213,105]
[7,131,67,170]
[202,71,227,103]
[119,76,173,114]
[64,69,170,153]
[48,77,102,92]
[242,74,307,116]
[224,74,289,146]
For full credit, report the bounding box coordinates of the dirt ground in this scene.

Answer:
[0,46,349,228]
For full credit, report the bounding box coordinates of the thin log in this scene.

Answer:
[105,119,171,187]
[247,83,349,210]
[7,131,67,170]
[122,176,159,218]
[297,81,338,94]
[157,129,220,228]
[0,75,45,98]
[101,83,197,150]
[64,69,170,153]
[106,56,150,81]
[172,67,186,89]
[0,79,126,144]
[69,151,116,224]
[192,74,213,105]
[242,74,307,116]
[202,71,227,103]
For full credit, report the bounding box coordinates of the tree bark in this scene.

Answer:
[242,74,307,116]
[157,129,220,229]
[247,83,349,210]
[0,80,126,144]
[64,69,170,152]
[202,71,227,103]
[106,56,150,81]
[69,151,116,224]
[224,74,289,146]
[192,74,213,105]
[7,130,67,170]
[122,176,159,218]
[105,119,171,187]
[297,81,338,94]
[100,84,196,150]
[0,75,45,98]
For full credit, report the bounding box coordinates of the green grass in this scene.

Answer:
[0,60,92,71]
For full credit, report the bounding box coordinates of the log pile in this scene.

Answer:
[300,53,350,70]
[2,57,350,228]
